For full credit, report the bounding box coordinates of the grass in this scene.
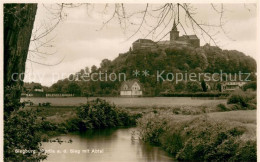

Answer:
[207,110,256,141]
[24,106,77,124]
[137,110,256,161]
[207,110,256,124]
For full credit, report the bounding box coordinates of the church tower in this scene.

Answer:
[170,20,179,41]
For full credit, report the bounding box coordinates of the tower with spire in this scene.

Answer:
[132,19,200,51]
[170,20,179,41]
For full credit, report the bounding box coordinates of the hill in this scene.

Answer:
[48,44,256,96]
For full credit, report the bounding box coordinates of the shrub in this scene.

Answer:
[63,118,81,132]
[40,121,57,131]
[4,110,47,161]
[232,140,256,161]
[137,113,169,145]
[137,113,256,161]
[76,98,138,131]
[227,90,256,109]
[186,81,202,92]
[175,120,248,161]
[242,81,256,91]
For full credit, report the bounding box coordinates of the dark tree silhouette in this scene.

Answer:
[201,80,208,92]
[4,4,38,116]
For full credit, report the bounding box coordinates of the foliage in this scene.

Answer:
[186,81,202,92]
[137,113,256,161]
[242,81,256,91]
[4,110,47,161]
[4,86,24,119]
[174,81,186,92]
[75,98,140,131]
[137,113,168,145]
[227,90,256,109]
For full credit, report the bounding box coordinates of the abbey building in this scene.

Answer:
[132,20,200,51]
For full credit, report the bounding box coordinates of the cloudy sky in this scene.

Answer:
[24,3,257,86]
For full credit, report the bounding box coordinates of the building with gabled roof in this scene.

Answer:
[120,79,143,96]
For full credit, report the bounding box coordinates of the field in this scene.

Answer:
[22,97,226,124]
[21,97,226,107]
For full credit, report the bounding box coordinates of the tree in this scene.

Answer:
[91,65,98,73]
[67,82,82,95]
[100,59,112,69]
[4,4,37,116]
[186,81,202,93]
[201,80,208,92]
[174,81,186,92]
[85,66,90,73]
[4,4,44,161]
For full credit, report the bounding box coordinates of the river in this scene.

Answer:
[41,127,174,162]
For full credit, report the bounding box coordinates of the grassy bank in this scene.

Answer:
[137,110,256,161]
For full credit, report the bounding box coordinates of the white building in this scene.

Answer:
[34,88,44,92]
[221,81,247,92]
[120,79,142,96]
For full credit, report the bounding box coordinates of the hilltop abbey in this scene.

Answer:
[132,20,200,51]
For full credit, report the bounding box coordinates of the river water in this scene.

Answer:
[42,127,174,162]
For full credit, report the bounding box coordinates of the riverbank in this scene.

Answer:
[137,110,256,161]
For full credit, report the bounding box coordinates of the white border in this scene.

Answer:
[0,1,259,162]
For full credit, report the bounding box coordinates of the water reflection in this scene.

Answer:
[42,127,174,162]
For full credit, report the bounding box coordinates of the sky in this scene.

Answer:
[24,3,257,86]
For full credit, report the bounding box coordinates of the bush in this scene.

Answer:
[175,119,248,161]
[137,113,168,145]
[242,81,256,91]
[137,113,256,161]
[227,90,256,109]
[4,110,47,161]
[63,118,81,132]
[40,121,57,131]
[186,81,202,92]
[76,98,138,131]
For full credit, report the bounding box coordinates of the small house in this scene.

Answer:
[120,79,142,96]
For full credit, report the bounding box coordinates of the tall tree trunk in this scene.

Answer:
[4,4,37,117]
